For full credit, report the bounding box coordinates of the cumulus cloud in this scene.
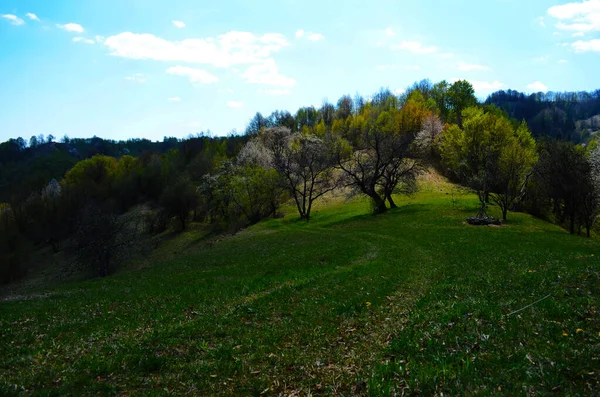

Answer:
[558,59,569,63]
[104,31,289,67]
[168,97,181,101]
[240,58,296,87]
[547,0,600,33]
[172,20,185,28]
[25,13,40,22]
[572,38,600,51]
[125,73,147,83]
[457,62,491,71]
[393,88,406,95]
[73,37,95,44]
[166,66,219,84]
[258,89,292,95]
[439,53,454,59]
[2,14,25,26]
[226,101,244,108]
[57,23,84,33]
[384,27,395,37]
[527,81,549,92]
[295,30,325,41]
[307,33,325,41]
[391,41,438,54]
[406,65,421,71]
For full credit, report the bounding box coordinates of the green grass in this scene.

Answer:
[1,180,599,396]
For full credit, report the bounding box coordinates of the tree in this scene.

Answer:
[160,176,199,230]
[439,107,514,218]
[431,80,451,121]
[0,203,28,284]
[448,80,477,127]
[245,127,338,221]
[245,112,268,136]
[75,204,122,278]
[334,104,421,213]
[534,140,597,235]
[488,121,538,220]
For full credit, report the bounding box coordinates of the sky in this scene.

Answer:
[1,0,600,142]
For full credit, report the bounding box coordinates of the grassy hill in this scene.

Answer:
[1,177,599,396]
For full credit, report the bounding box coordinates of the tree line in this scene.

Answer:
[2,79,600,285]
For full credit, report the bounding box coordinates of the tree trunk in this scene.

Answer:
[569,214,575,235]
[372,194,388,214]
[386,194,398,209]
[502,207,507,221]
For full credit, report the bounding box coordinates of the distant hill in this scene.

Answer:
[485,89,600,143]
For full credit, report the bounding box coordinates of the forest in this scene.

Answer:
[2,79,600,285]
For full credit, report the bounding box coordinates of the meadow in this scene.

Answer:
[1,177,598,396]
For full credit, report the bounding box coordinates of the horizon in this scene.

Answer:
[1,0,600,142]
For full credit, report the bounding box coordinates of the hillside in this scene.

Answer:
[1,178,598,395]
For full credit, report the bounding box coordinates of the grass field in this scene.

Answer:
[1,178,599,396]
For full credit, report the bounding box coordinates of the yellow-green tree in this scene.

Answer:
[489,121,538,220]
[440,107,534,219]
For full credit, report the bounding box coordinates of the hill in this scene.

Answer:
[485,89,600,143]
[1,179,598,395]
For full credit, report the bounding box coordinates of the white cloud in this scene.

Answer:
[384,27,395,37]
[307,33,325,41]
[439,53,454,59]
[258,89,292,95]
[572,38,600,51]
[226,101,244,108]
[166,65,219,84]
[533,55,550,62]
[25,13,40,22]
[95,35,105,43]
[547,0,600,33]
[391,41,438,54]
[240,58,296,87]
[125,73,147,83]
[376,64,397,71]
[57,23,84,33]
[558,59,569,63]
[295,30,324,41]
[406,65,421,71]
[393,88,406,95]
[375,41,386,47]
[572,31,585,36]
[218,88,234,93]
[172,20,185,28]
[457,62,491,71]
[168,97,181,101]
[104,31,289,68]
[527,81,549,92]
[73,37,95,45]
[2,14,25,26]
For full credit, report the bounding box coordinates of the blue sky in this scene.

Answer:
[1,0,599,142]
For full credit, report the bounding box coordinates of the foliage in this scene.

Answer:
[160,176,199,230]
[244,127,338,221]
[439,107,534,219]
[532,140,598,236]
